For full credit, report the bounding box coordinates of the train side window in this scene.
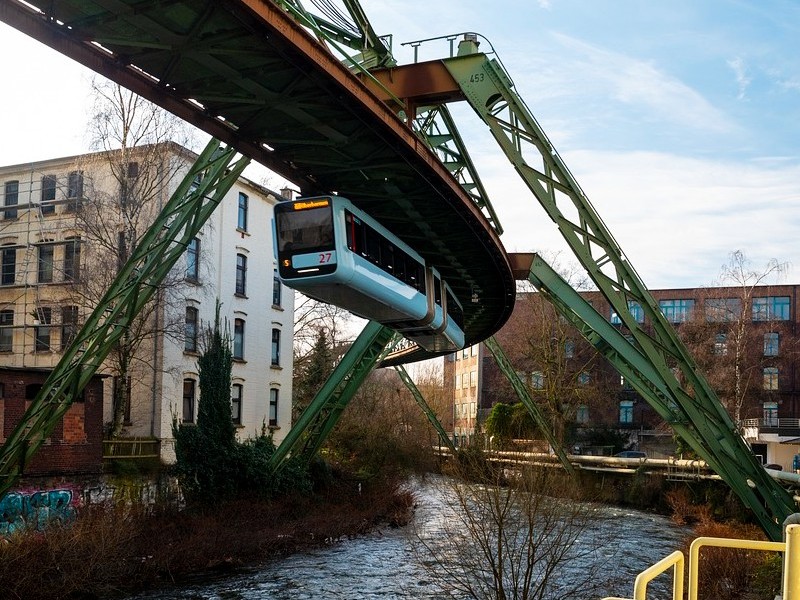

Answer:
[381,239,394,273]
[406,259,422,291]
[393,251,406,282]
[447,290,464,327]
[365,226,380,264]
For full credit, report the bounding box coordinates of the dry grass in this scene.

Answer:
[0,475,414,600]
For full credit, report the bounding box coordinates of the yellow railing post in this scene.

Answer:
[785,523,800,600]
[688,536,786,600]
[601,551,684,600]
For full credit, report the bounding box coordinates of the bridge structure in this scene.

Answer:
[0,0,797,541]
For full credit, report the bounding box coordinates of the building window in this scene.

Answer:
[564,340,575,358]
[61,306,78,350]
[576,404,589,424]
[186,237,200,281]
[705,298,742,322]
[63,237,81,282]
[233,318,245,360]
[273,270,281,307]
[764,332,779,357]
[38,243,54,283]
[66,171,83,211]
[1,245,16,285]
[619,400,634,424]
[127,161,139,179]
[237,192,248,231]
[185,307,199,353]
[4,180,18,219]
[531,371,544,389]
[34,306,52,351]
[469,370,477,388]
[610,301,645,325]
[231,383,242,425]
[182,378,196,423]
[763,401,778,427]
[271,328,280,366]
[714,333,728,356]
[235,253,247,295]
[41,174,56,215]
[577,371,591,385]
[269,388,279,427]
[763,367,779,391]
[753,296,791,321]
[0,309,13,352]
[659,299,694,323]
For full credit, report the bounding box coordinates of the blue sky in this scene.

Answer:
[1,0,799,289]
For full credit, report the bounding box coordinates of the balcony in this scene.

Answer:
[742,418,800,438]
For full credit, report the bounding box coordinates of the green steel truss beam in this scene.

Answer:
[442,50,796,540]
[393,365,456,454]
[276,0,395,69]
[483,336,574,475]
[0,139,249,497]
[412,105,503,235]
[268,321,397,470]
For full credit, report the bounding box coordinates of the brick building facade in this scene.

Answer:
[0,369,104,475]
[445,283,800,467]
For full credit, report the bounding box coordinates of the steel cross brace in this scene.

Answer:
[393,364,456,454]
[0,139,249,497]
[268,321,397,470]
[483,336,575,475]
[442,50,796,539]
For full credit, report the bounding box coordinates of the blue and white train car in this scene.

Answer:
[273,195,464,352]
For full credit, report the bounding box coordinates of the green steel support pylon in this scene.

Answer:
[393,365,456,454]
[269,321,397,470]
[0,139,249,497]
[483,336,575,476]
[442,45,796,540]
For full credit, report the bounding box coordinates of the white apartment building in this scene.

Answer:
[0,143,294,461]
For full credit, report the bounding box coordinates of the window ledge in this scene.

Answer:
[184,350,200,357]
[236,228,250,237]
[268,425,280,432]
[184,277,202,286]
[270,364,282,370]
[233,358,247,364]
[234,293,248,299]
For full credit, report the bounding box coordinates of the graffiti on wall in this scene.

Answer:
[0,489,77,536]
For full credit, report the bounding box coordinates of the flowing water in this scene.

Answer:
[129,477,689,599]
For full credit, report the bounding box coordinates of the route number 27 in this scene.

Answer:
[319,252,332,264]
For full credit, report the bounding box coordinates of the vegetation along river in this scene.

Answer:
[128,476,688,599]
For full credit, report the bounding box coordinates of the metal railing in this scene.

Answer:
[102,438,160,460]
[743,417,800,429]
[603,523,800,600]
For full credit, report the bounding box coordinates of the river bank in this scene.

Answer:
[0,472,414,600]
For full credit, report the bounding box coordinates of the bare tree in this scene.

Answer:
[413,460,614,599]
[293,293,354,362]
[72,78,196,436]
[682,250,789,426]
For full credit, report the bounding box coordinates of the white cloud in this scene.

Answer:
[481,146,800,289]
[727,56,751,99]
[539,32,735,134]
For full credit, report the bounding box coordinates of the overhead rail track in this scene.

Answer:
[0,0,515,357]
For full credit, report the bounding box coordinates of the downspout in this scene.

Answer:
[149,155,166,437]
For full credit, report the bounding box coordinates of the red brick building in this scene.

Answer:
[445,284,800,467]
[0,369,104,476]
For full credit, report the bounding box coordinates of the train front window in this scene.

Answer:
[276,204,334,253]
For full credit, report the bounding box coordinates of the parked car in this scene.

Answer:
[615,450,647,459]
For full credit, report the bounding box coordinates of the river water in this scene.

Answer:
[129,476,689,600]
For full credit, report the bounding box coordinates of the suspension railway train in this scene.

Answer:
[273,195,464,352]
